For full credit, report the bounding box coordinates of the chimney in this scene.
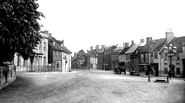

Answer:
[166,28,174,44]
[101,45,105,50]
[140,38,144,44]
[87,50,89,54]
[96,45,99,50]
[131,40,135,46]
[62,40,64,46]
[53,42,55,46]
[146,37,152,43]
[123,42,125,48]
[125,42,129,48]
[74,53,77,57]
[90,46,93,51]
[182,42,185,53]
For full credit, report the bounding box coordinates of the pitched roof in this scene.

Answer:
[139,41,153,53]
[61,46,72,54]
[125,44,140,54]
[118,47,130,55]
[50,36,72,54]
[131,46,143,57]
[48,41,63,51]
[149,38,166,52]
[169,36,185,53]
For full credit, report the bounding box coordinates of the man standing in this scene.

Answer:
[168,69,173,80]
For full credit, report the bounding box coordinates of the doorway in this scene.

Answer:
[182,59,185,78]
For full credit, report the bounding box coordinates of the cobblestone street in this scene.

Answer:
[0,69,185,103]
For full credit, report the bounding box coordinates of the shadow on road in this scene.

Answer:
[0,74,32,93]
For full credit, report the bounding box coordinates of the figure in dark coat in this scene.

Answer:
[168,69,173,80]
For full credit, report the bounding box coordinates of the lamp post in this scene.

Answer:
[63,55,67,72]
[164,44,177,76]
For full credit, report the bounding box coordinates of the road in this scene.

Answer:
[0,69,185,103]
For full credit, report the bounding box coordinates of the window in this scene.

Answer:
[43,42,46,51]
[154,52,158,59]
[145,53,149,62]
[177,54,180,61]
[164,56,168,65]
[140,54,144,63]
[23,60,26,67]
[57,62,59,68]
[176,68,180,75]
[126,54,130,60]
[150,53,153,58]
[17,55,20,67]
[176,54,180,64]
[44,57,46,66]
[39,42,42,50]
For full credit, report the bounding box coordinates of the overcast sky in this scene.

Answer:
[38,0,185,55]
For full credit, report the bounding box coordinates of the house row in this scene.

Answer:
[118,31,185,77]
[72,30,185,77]
[72,45,121,70]
[13,30,72,72]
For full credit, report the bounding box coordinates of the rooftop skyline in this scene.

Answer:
[38,0,185,54]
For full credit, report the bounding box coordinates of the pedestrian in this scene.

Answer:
[168,69,173,80]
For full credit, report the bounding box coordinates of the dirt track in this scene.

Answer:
[0,69,185,103]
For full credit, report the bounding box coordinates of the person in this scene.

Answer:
[123,66,126,75]
[169,64,175,77]
[168,69,173,80]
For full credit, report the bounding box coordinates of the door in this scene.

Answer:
[183,59,185,78]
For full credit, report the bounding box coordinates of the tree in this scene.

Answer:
[0,0,44,65]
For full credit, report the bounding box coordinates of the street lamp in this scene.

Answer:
[164,44,177,76]
[63,55,67,72]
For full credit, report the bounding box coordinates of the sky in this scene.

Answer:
[37,0,185,55]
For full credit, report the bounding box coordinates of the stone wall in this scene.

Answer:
[0,65,16,89]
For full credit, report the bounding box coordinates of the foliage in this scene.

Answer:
[0,0,44,64]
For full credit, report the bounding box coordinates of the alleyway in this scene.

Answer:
[0,69,185,103]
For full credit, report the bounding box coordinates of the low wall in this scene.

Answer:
[0,65,16,90]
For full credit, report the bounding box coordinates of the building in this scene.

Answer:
[118,43,130,68]
[14,30,72,72]
[139,37,156,75]
[14,30,50,71]
[111,46,122,69]
[124,40,145,74]
[97,46,104,69]
[159,36,185,77]
[48,37,72,72]
[73,50,87,69]
[89,49,99,69]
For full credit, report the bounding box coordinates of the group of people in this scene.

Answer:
[113,65,126,75]
[113,63,175,80]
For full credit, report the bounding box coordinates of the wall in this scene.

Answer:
[0,65,16,89]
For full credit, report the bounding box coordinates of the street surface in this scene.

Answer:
[0,69,185,103]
